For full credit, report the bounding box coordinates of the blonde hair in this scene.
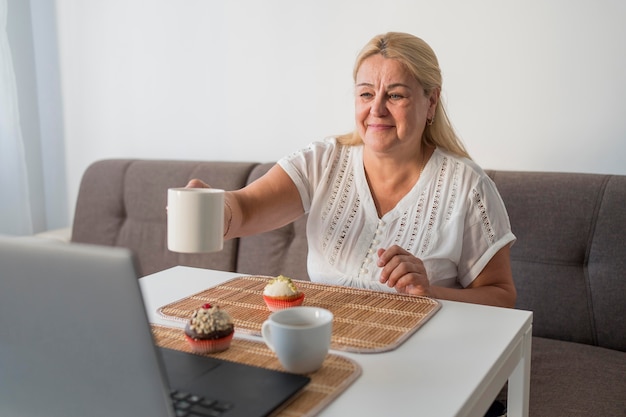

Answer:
[338,32,470,159]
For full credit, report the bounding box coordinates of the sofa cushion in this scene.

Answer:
[72,159,259,277]
[530,336,626,416]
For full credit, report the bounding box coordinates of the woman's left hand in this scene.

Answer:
[377,245,431,296]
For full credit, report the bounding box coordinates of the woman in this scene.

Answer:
[188,32,517,308]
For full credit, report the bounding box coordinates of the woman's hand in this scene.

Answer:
[186,179,210,188]
[166,179,211,213]
[379,244,517,307]
[377,245,431,296]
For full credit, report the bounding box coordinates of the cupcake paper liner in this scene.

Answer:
[184,331,234,353]
[263,293,305,312]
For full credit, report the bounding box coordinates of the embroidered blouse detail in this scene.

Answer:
[360,219,385,277]
[446,161,460,221]
[324,148,360,266]
[322,148,350,223]
[473,188,496,245]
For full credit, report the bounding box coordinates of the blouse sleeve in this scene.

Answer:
[457,174,516,287]
[277,138,338,213]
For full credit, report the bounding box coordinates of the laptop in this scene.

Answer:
[0,236,310,417]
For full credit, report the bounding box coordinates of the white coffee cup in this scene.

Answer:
[261,306,333,374]
[167,188,224,253]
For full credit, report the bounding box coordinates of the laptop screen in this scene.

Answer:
[0,237,309,417]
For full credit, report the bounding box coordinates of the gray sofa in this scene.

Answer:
[71,159,626,416]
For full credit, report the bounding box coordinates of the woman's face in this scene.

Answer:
[355,54,438,155]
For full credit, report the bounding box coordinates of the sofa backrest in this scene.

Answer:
[236,163,310,280]
[72,159,626,351]
[488,171,626,352]
[72,159,259,276]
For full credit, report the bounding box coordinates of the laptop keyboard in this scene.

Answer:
[170,390,235,417]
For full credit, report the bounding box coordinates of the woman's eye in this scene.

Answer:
[359,92,373,98]
[389,93,404,100]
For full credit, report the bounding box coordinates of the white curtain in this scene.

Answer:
[0,0,33,235]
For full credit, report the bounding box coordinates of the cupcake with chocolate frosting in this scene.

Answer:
[184,303,234,353]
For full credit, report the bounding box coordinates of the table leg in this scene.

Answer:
[507,325,532,417]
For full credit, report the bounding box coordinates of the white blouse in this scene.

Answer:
[278,138,516,292]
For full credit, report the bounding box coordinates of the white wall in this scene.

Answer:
[53,0,626,225]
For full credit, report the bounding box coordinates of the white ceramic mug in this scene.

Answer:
[167,188,224,253]
[261,306,333,374]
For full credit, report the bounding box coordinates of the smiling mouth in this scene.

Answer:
[367,123,394,130]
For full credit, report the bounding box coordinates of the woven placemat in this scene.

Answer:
[159,275,441,353]
[152,324,361,417]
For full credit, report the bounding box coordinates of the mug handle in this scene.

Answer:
[261,320,275,352]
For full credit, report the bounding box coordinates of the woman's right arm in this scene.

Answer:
[187,164,304,240]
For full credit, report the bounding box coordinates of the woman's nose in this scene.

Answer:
[370,95,388,117]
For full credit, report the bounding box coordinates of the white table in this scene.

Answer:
[140,266,533,417]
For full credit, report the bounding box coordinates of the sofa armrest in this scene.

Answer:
[34,227,72,243]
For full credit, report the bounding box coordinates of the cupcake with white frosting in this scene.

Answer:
[263,275,305,311]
